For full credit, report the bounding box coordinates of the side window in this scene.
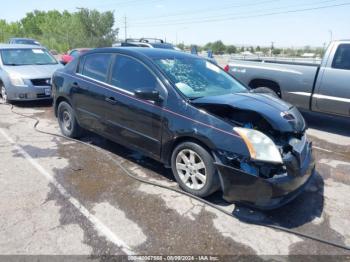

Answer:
[77,56,85,74]
[70,50,79,58]
[110,55,158,92]
[332,44,350,70]
[82,53,112,82]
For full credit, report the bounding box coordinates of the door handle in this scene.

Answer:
[105,97,118,105]
[72,82,79,87]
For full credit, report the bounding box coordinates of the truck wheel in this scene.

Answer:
[252,87,280,98]
[57,101,83,138]
[171,142,220,197]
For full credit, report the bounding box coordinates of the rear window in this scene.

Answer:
[82,53,112,82]
[332,44,350,70]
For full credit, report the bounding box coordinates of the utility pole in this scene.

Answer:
[124,16,127,40]
[328,30,333,43]
[270,41,275,56]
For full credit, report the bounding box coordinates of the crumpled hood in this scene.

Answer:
[192,93,306,133]
[4,64,63,79]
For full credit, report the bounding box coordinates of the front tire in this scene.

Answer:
[57,101,83,138]
[0,84,10,103]
[171,142,220,197]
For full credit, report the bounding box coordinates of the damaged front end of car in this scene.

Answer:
[193,94,316,209]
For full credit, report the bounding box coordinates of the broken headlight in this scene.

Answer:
[234,127,283,164]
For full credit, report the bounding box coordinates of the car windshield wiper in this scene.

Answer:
[4,63,22,66]
[189,96,203,101]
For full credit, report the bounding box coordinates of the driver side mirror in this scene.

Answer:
[134,89,163,102]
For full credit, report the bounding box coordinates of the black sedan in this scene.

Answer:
[52,48,315,209]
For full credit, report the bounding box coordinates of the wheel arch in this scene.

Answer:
[0,77,5,88]
[54,96,72,117]
[164,135,215,166]
[249,78,282,97]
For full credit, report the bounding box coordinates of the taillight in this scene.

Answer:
[224,65,229,72]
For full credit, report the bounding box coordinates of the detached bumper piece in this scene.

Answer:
[216,141,315,210]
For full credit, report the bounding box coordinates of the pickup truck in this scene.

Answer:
[225,40,350,117]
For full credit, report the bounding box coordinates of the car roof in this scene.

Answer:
[71,48,91,51]
[86,47,200,60]
[0,44,44,49]
[80,48,92,50]
[68,48,92,54]
[9,37,36,41]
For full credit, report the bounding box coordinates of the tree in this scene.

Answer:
[210,40,226,54]
[304,45,311,53]
[176,43,185,50]
[76,8,117,48]
[272,48,282,55]
[0,9,119,52]
[261,47,270,55]
[21,10,46,37]
[203,42,212,50]
[226,45,237,54]
[0,20,23,42]
[315,47,325,57]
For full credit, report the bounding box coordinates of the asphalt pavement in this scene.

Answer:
[0,101,350,259]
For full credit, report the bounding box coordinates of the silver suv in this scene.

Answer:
[0,44,63,102]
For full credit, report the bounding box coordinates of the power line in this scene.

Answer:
[94,0,163,9]
[130,2,350,28]
[131,0,283,22]
[131,0,338,26]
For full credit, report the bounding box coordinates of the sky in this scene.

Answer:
[1,0,350,47]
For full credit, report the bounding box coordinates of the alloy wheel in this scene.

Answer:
[175,149,207,190]
[61,110,72,133]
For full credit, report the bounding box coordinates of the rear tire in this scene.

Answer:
[171,142,220,197]
[57,101,83,138]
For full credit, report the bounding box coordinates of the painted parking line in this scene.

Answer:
[313,146,350,159]
[0,128,135,256]
[313,146,334,153]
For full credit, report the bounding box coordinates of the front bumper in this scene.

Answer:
[216,141,315,210]
[6,84,52,101]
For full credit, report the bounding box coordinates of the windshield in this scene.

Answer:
[154,57,247,99]
[1,48,57,66]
